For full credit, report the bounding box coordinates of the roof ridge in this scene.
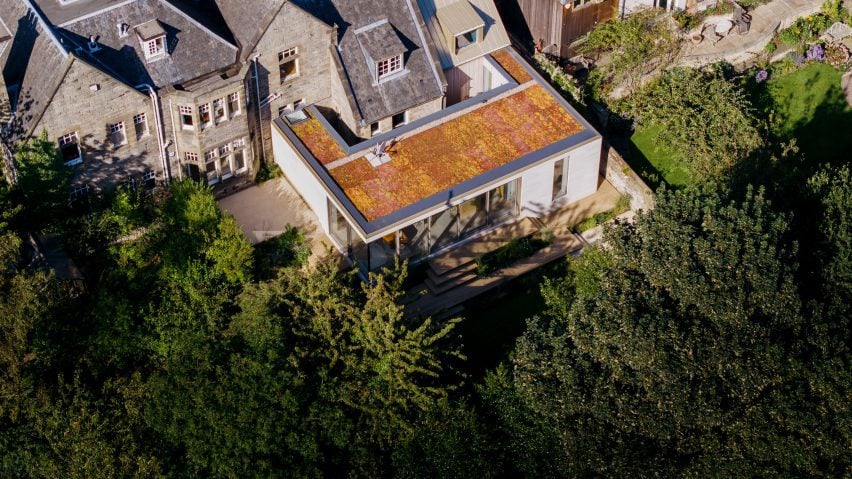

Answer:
[56,0,136,27]
[159,0,237,51]
[21,0,69,57]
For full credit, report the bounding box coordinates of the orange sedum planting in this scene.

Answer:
[330,85,584,221]
[491,49,533,84]
[290,115,346,165]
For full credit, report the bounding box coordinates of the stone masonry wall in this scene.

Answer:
[600,142,655,211]
[251,2,336,162]
[36,59,161,190]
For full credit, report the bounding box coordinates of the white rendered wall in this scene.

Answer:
[271,125,330,233]
[519,137,601,216]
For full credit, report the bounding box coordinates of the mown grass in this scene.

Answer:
[629,124,693,187]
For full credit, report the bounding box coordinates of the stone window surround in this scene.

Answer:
[278,46,300,84]
[109,121,127,146]
[377,54,402,80]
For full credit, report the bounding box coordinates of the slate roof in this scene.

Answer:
[0,0,71,139]
[292,0,445,124]
[213,0,286,61]
[51,0,238,88]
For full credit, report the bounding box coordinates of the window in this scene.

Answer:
[58,132,82,166]
[142,170,156,189]
[232,138,247,173]
[144,36,165,59]
[133,113,148,140]
[205,150,219,184]
[370,121,381,136]
[456,29,480,51]
[179,106,194,129]
[213,98,226,124]
[377,55,402,79]
[185,151,198,163]
[279,47,299,83]
[199,104,211,127]
[552,158,567,200]
[218,144,231,157]
[233,149,246,172]
[109,122,127,146]
[392,111,407,129]
[227,92,241,117]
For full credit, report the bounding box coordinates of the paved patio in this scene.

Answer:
[680,0,823,67]
[217,177,332,260]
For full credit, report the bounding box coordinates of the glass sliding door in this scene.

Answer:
[489,178,520,224]
[459,194,487,237]
[399,218,430,261]
[327,199,351,254]
[430,206,458,251]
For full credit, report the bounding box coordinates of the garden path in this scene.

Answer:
[680,0,823,67]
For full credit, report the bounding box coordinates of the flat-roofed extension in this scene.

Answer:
[330,84,584,221]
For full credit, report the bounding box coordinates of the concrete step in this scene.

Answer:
[425,270,479,295]
[426,260,477,286]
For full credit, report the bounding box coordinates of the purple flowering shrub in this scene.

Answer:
[755,69,769,83]
[806,44,825,61]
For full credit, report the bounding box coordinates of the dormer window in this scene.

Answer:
[436,1,486,55]
[377,55,402,80]
[145,36,165,58]
[455,28,480,51]
[354,19,408,84]
[136,20,168,61]
[118,23,129,37]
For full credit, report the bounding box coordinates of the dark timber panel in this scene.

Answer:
[560,0,617,56]
[517,0,562,53]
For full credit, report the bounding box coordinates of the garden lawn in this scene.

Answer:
[629,124,693,187]
[762,63,852,166]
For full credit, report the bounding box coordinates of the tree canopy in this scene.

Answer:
[484,184,850,477]
[620,67,764,179]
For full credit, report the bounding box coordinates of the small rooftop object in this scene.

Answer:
[365,141,392,167]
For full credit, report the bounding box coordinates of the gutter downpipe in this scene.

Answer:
[168,99,183,180]
[252,54,266,165]
[137,83,170,183]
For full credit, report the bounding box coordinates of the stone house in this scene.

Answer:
[1,0,606,279]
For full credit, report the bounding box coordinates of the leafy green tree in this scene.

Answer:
[142,258,462,477]
[579,8,681,96]
[14,132,72,228]
[489,186,849,477]
[622,67,764,179]
[391,399,498,479]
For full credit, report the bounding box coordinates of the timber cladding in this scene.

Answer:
[518,0,617,57]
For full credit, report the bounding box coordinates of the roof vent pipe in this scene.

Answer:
[87,35,101,53]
